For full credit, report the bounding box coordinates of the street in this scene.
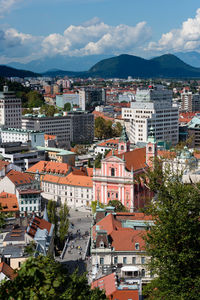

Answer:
[58,207,93,275]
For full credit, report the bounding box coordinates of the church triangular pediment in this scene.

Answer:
[103,156,124,163]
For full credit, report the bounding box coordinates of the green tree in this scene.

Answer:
[59,203,69,248]
[27,90,44,108]
[143,163,200,300]
[47,200,58,235]
[95,117,106,140]
[104,120,113,139]
[64,102,71,112]
[0,204,5,230]
[91,201,105,214]
[88,158,92,168]
[0,256,107,300]
[112,122,123,137]
[40,104,59,117]
[94,153,102,168]
[24,241,36,256]
[108,200,127,212]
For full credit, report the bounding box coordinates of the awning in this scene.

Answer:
[121,266,139,272]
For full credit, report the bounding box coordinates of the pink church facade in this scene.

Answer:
[93,135,155,211]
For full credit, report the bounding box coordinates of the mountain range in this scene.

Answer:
[1,53,200,78]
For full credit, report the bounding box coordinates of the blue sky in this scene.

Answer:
[1,0,200,63]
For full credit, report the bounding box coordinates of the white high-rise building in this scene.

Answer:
[122,85,179,145]
[0,86,22,128]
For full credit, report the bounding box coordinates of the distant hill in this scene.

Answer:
[2,53,200,79]
[0,65,38,78]
[175,51,200,68]
[7,54,112,73]
[88,54,200,78]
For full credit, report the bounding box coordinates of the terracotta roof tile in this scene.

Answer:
[111,229,146,251]
[110,290,139,300]
[97,138,120,148]
[27,215,52,238]
[86,168,93,177]
[0,160,9,171]
[0,262,16,280]
[158,150,176,159]
[117,147,147,171]
[7,170,34,186]
[43,173,93,188]
[115,212,152,221]
[26,161,69,175]
[0,192,19,212]
[94,212,150,251]
[93,213,122,239]
[92,111,114,121]
[44,134,57,140]
[91,273,117,296]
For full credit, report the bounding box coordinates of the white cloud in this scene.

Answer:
[0,0,22,17]
[0,18,152,63]
[42,19,151,56]
[147,8,200,53]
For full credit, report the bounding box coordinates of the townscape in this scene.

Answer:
[0,1,200,299]
[0,75,199,299]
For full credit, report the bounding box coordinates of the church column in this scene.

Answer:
[101,184,104,204]
[122,186,125,205]
[105,185,107,205]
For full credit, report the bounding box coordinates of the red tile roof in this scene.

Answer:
[27,215,52,238]
[0,262,16,280]
[111,229,146,251]
[97,138,120,148]
[44,134,57,140]
[93,212,150,251]
[26,161,70,176]
[18,189,41,195]
[92,111,114,121]
[91,273,117,296]
[110,290,139,300]
[158,150,176,159]
[43,172,93,188]
[115,212,152,221]
[0,192,19,212]
[0,160,9,171]
[26,161,86,177]
[86,168,93,177]
[117,147,147,171]
[7,170,34,186]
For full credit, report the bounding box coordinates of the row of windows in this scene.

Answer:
[21,199,39,204]
[112,256,146,264]
[20,206,38,211]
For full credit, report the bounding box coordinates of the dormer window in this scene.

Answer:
[111,168,115,176]
[121,145,124,150]
[135,243,139,250]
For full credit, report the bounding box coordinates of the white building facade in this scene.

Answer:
[0,128,44,148]
[41,174,93,208]
[122,86,179,145]
[0,86,22,128]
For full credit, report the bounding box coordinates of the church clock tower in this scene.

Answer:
[146,127,157,168]
[118,125,130,154]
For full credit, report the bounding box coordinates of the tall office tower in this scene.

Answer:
[0,86,22,128]
[78,88,106,111]
[129,85,179,145]
[181,91,200,112]
[68,111,94,144]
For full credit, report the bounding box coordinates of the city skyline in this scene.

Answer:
[1,0,200,64]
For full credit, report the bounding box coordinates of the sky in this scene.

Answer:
[1,0,200,64]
